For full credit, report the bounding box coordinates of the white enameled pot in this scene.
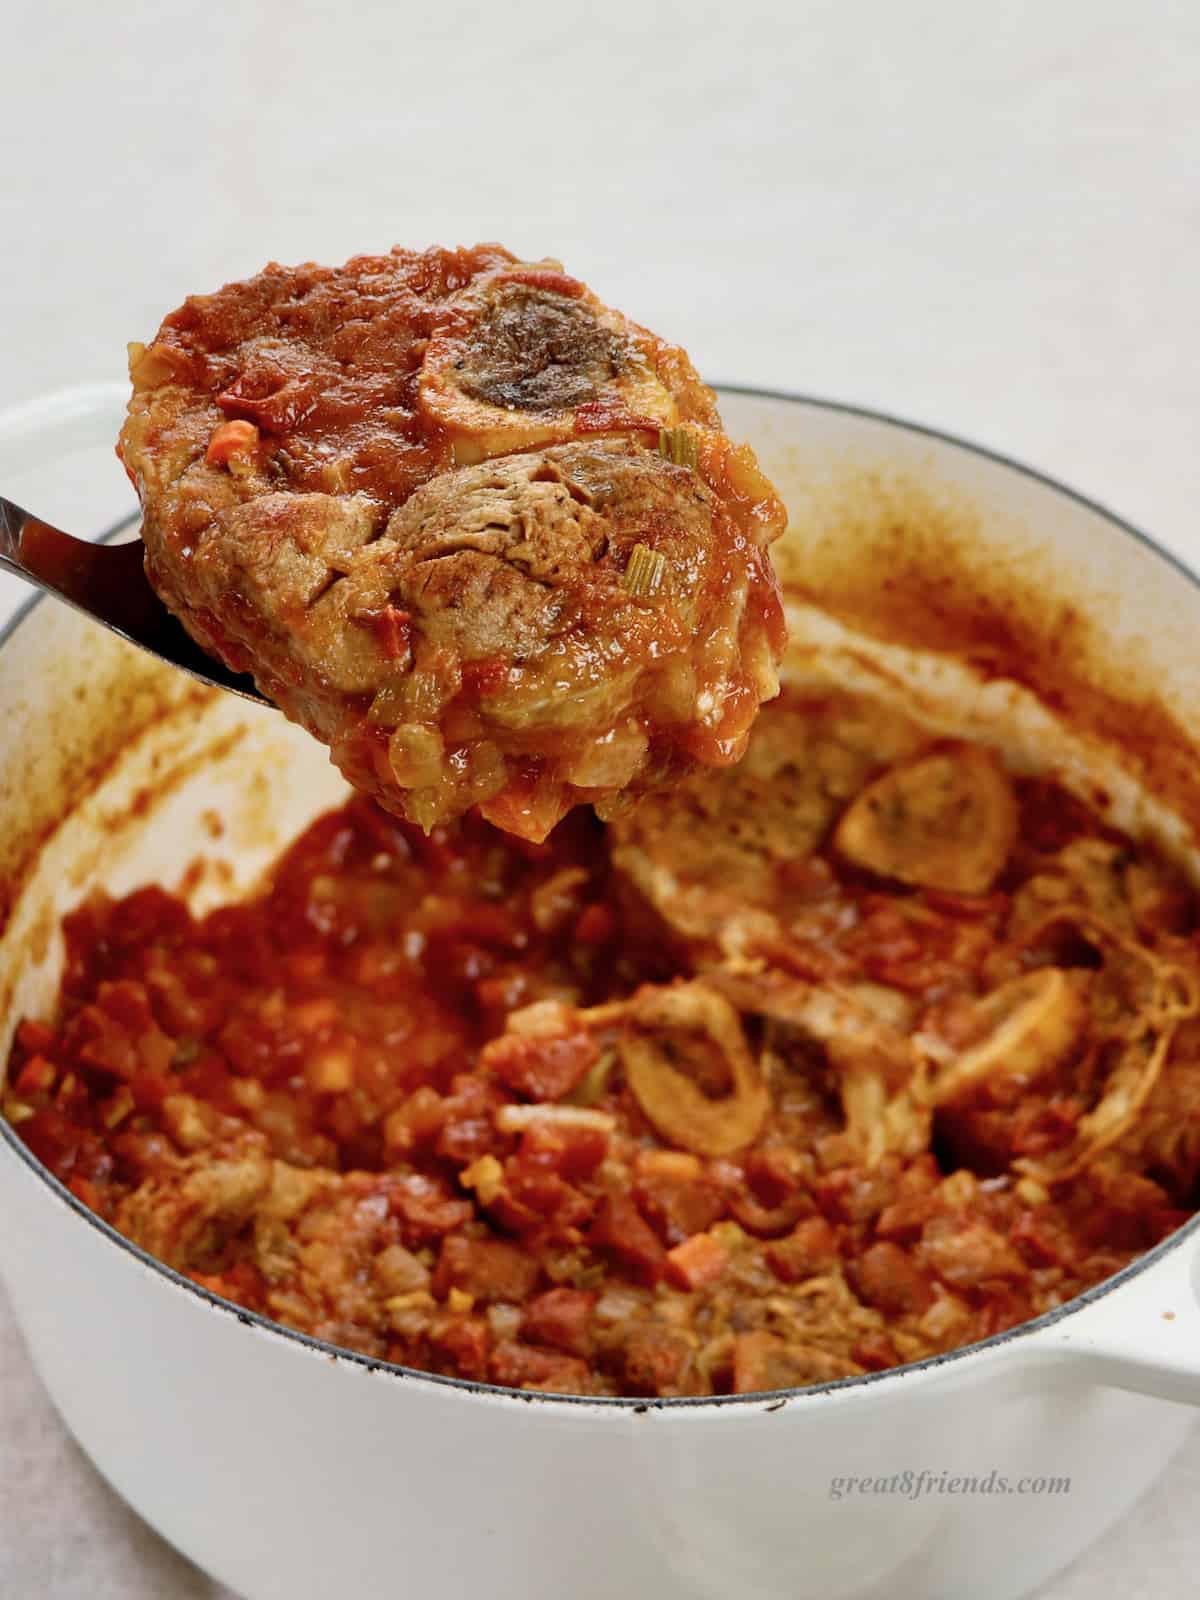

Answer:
[1,386,1199,1600]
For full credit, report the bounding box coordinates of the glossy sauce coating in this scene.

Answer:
[118,245,787,841]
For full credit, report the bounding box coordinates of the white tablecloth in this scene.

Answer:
[2,1,1199,1593]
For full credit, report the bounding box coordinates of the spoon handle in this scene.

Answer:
[1,496,155,622]
[0,494,268,704]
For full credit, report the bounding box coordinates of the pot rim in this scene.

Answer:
[3,382,1199,1415]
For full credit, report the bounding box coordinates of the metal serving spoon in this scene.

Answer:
[0,496,268,705]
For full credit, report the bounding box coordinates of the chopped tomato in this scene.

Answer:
[588,1194,667,1285]
[849,1242,934,1316]
[14,1056,56,1096]
[489,1340,591,1393]
[433,1235,539,1304]
[390,1174,473,1242]
[481,1025,598,1102]
[623,1322,693,1395]
[430,1315,491,1381]
[766,1218,838,1283]
[520,1288,595,1357]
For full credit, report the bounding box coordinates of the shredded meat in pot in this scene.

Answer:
[117,245,787,841]
[7,693,1200,1397]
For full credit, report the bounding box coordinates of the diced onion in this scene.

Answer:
[494,1104,617,1133]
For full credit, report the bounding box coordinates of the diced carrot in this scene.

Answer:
[205,419,260,466]
[665,1231,729,1290]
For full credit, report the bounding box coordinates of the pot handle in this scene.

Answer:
[1022,1222,1200,1405]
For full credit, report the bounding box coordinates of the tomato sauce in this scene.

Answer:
[5,707,1198,1397]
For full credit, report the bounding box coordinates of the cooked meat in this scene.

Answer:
[586,981,770,1158]
[118,245,787,840]
[731,1330,862,1392]
[419,267,703,459]
[928,970,1089,1108]
[1114,1031,1200,1201]
[115,1134,274,1271]
[833,744,1018,894]
[703,966,926,1165]
[609,692,927,953]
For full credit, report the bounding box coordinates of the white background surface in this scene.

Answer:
[1,1,1198,1594]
